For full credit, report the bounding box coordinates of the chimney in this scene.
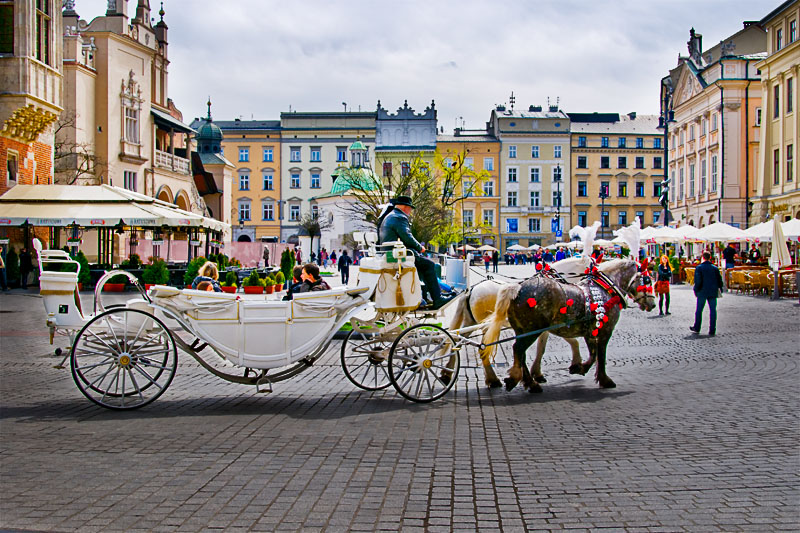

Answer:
[628,112,637,120]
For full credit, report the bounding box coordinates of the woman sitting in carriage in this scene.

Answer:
[191,261,222,292]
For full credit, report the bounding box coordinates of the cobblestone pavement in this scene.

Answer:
[1,265,799,532]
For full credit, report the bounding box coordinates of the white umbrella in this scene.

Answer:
[458,244,477,251]
[650,226,680,244]
[744,220,774,242]
[770,215,792,269]
[507,244,526,251]
[673,224,699,242]
[525,244,542,251]
[686,222,749,243]
[781,218,800,241]
[478,245,498,252]
[593,239,616,249]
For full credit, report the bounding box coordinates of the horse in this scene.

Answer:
[479,259,655,393]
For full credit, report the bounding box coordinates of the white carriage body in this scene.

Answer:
[356,242,422,313]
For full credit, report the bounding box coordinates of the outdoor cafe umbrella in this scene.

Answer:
[686,222,749,243]
[781,218,800,240]
[458,244,477,251]
[769,215,792,300]
[507,244,527,251]
[477,245,498,252]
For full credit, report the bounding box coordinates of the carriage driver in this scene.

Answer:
[379,196,456,310]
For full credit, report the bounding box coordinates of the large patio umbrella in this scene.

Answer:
[769,215,792,300]
[507,244,526,251]
[780,218,800,240]
[686,222,749,243]
[477,245,498,252]
[743,220,774,242]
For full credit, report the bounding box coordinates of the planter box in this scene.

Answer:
[243,286,263,295]
[264,285,274,294]
[145,284,154,291]
[103,283,126,292]
[221,286,237,294]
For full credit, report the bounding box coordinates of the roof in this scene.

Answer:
[326,167,380,197]
[569,114,660,135]
[493,108,569,120]
[760,0,795,24]
[195,119,223,141]
[198,152,232,166]
[213,119,281,131]
[436,134,497,143]
[151,108,195,134]
[349,139,367,151]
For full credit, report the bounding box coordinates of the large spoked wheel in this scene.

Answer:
[70,307,177,410]
[341,324,393,391]
[388,324,460,403]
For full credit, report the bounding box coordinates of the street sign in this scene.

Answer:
[555,230,563,238]
[551,218,559,233]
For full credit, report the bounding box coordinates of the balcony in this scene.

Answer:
[155,149,191,175]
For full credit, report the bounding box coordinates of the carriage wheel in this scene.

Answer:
[340,324,392,391]
[70,308,177,410]
[388,324,460,403]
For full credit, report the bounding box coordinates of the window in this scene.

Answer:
[636,211,645,222]
[777,28,783,50]
[508,145,517,158]
[654,137,662,149]
[711,156,718,192]
[531,145,539,158]
[506,218,518,233]
[483,180,494,196]
[463,180,473,197]
[310,173,320,189]
[123,171,137,192]
[636,137,644,149]
[239,202,251,222]
[679,130,685,145]
[554,145,562,158]
[700,159,707,194]
[483,157,494,171]
[239,147,249,162]
[6,151,18,185]
[553,166,562,181]
[601,137,609,148]
[635,181,644,197]
[263,172,273,190]
[712,114,718,131]
[689,125,695,141]
[289,205,300,222]
[290,147,301,162]
[552,190,562,207]
[774,85,780,118]
[35,0,51,65]
[787,145,794,182]
[577,211,587,227]
[756,108,762,126]
[618,182,627,197]
[679,167,684,199]
[529,218,541,233]
[774,149,780,185]
[654,181,662,198]
[401,162,410,177]
[701,118,707,135]
[336,147,347,162]
[788,79,794,114]
[618,137,627,148]
[791,20,797,43]
[653,211,661,224]
[530,167,540,182]
[578,136,587,148]
[290,173,300,188]
[600,156,610,169]
[262,203,274,221]
[654,156,663,169]
[601,211,609,228]
[618,156,627,169]
[618,211,627,226]
[462,209,474,227]
[263,147,273,162]
[239,172,249,190]
[635,156,644,169]
[689,163,695,197]
[600,181,610,197]
[0,3,13,54]
[507,168,517,182]
[309,147,321,162]
[577,181,587,197]
[530,191,540,207]
[670,170,676,200]
[124,107,139,144]
[483,209,494,226]
[464,157,474,170]
[507,191,517,207]
[577,156,587,169]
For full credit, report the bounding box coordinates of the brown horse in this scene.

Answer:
[479,259,655,393]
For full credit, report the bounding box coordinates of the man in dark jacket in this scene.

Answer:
[19,247,33,289]
[338,250,352,285]
[379,196,453,310]
[690,251,724,336]
[722,244,737,270]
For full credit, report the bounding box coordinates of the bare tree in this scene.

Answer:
[297,212,332,258]
[53,112,105,185]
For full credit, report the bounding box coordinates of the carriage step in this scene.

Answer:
[256,376,273,394]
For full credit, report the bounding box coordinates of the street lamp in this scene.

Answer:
[554,164,562,242]
[599,184,609,239]
[657,77,676,229]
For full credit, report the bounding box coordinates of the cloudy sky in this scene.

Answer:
[77,0,775,130]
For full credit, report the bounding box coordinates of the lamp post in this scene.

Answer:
[599,184,609,239]
[554,164,562,242]
[657,77,676,230]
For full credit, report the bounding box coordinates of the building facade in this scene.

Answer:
[279,111,375,242]
[754,0,800,222]
[489,104,571,250]
[374,100,437,186]
[569,113,663,237]
[663,25,766,230]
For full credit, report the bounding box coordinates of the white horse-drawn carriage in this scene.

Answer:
[34,235,485,410]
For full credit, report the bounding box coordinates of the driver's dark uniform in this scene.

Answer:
[379,208,442,307]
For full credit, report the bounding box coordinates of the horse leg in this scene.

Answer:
[530,331,548,383]
[566,337,583,375]
[479,348,503,388]
[580,338,597,376]
[504,335,541,393]
[595,339,616,389]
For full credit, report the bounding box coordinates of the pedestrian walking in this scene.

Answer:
[690,251,724,337]
[555,247,566,262]
[483,252,490,272]
[338,250,352,285]
[19,247,32,289]
[491,250,499,273]
[262,245,270,267]
[655,255,672,315]
[330,250,337,267]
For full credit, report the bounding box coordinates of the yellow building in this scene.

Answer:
[436,132,501,247]
[754,0,800,222]
[569,113,663,236]
[489,103,571,249]
[213,119,282,242]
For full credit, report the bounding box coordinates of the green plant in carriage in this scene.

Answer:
[184,256,207,286]
[142,258,169,285]
[243,269,264,287]
[280,249,295,288]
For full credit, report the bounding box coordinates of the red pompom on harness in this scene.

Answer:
[527,297,537,307]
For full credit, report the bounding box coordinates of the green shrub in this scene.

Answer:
[669,255,680,274]
[75,250,91,285]
[222,270,238,287]
[280,249,295,287]
[184,256,207,285]
[243,269,264,287]
[108,273,129,284]
[142,259,169,285]
[229,257,242,267]
[274,271,285,286]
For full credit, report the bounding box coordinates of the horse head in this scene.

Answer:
[602,259,656,312]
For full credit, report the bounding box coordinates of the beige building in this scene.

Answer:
[569,113,662,237]
[754,0,800,222]
[663,25,766,230]
[489,103,571,249]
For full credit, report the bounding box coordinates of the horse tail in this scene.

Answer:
[479,283,521,361]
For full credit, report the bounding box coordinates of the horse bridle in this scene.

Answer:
[625,270,653,307]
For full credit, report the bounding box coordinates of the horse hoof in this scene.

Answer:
[534,374,547,383]
[504,377,517,391]
[528,382,543,393]
[568,364,582,375]
[600,379,617,389]
[487,379,502,389]
[580,365,592,376]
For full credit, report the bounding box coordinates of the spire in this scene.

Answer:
[206,97,212,121]
[159,1,165,22]
[135,0,151,25]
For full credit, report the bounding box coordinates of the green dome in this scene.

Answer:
[349,139,367,151]
[196,119,222,142]
[330,167,379,195]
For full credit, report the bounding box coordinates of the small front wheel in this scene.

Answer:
[340,324,392,391]
[70,307,177,409]
[388,324,459,403]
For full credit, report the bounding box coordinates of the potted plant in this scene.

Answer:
[273,271,285,292]
[242,269,264,294]
[184,256,207,288]
[220,270,238,293]
[142,258,169,290]
[75,250,92,291]
[103,273,128,292]
[264,273,275,295]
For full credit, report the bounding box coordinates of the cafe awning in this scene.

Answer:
[0,184,228,232]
